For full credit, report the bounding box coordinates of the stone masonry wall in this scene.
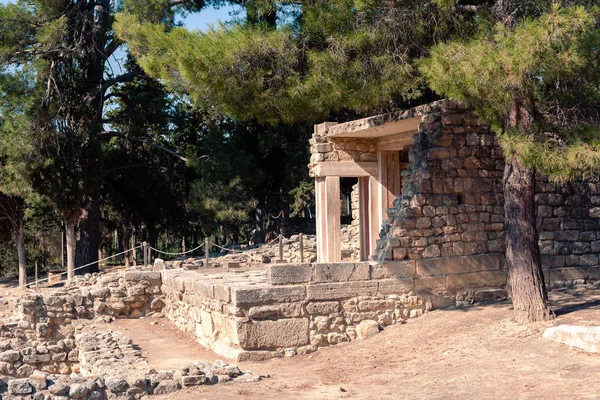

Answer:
[536,175,600,285]
[158,259,509,362]
[374,100,600,286]
[375,101,505,262]
[0,270,259,399]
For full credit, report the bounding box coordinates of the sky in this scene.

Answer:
[180,4,243,30]
[0,1,241,31]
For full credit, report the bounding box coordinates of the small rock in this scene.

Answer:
[105,377,129,393]
[356,320,380,340]
[232,373,262,383]
[69,383,89,399]
[181,375,207,387]
[48,381,70,396]
[153,258,166,271]
[284,348,297,357]
[8,378,33,395]
[153,379,180,395]
[0,350,20,363]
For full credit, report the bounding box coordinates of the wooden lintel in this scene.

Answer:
[313,161,377,177]
[377,132,414,152]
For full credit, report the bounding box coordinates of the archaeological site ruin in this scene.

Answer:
[1,99,600,399]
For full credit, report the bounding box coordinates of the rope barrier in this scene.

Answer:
[12,234,303,292]
[149,242,204,256]
[268,211,284,219]
[209,242,246,254]
[13,244,144,292]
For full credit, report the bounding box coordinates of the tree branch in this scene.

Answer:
[103,92,123,102]
[96,131,188,162]
[102,70,143,92]
[455,5,485,13]
[104,37,124,60]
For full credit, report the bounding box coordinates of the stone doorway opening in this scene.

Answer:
[309,113,421,263]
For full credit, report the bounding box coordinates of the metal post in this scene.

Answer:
[205,237,210,268]
[279,234,284,262]
[299,233,304,263]
[143,241,148,267]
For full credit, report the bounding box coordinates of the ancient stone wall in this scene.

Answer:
[536,175,600,285]
[158,259,508,361]
[375,101,505,262]
[0,269,259,399]
[15,271,164,336]
[373,100,600,286]
[340,184,361,261]
[308,136,377,175]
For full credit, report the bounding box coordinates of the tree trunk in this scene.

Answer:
[254,201,265,244]
[75,196,101,274]
[16,216,26,289]
[504,157,552,323]
[120,229,131,268]
[232,226,239,246]
[66,220,76,280]
[503,98,552,323]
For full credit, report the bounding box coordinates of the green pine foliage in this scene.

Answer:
[421,4,600,182]
[115,1,477,124]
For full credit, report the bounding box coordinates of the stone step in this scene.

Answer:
[543,324,600,352]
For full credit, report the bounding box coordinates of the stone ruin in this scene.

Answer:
[0,271,261,399]
[308,99,600,287]
[3,98,600,398]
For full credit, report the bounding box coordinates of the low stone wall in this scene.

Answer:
[158,258,507,361]
[0,333,79,377]
[0,340,256,399]
[0,269,261,399]
[15,271,164,336]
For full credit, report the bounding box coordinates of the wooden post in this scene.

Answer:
[369,175,380,258]
[315,176,342,262]
[34,261,38,291]
[278,234,284,262]
[358,177,371,261]
[299,233,304,263]
[147,246,151,266]
[205,237,210,268]
[131,233,137,267]
[61,223,65,268]
[143,241,148,267]
[65,221,75,281]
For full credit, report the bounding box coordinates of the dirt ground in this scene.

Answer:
[128,287,600,400]
[3,276,600,399]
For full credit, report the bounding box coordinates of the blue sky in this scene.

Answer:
[0,1,244,74]
[0,1,241,30]
[180,4,243,30]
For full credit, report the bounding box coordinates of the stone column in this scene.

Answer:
[315,176,341,262]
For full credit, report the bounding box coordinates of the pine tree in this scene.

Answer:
[421,3,600,322]
[0,0,200,278]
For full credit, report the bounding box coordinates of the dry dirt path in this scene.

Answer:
[2,278,600,399]
[105,287,600,400]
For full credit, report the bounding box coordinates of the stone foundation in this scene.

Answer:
[158,255,513,361]
[1,270,260,399]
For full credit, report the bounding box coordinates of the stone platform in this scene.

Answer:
[160,254,507,361]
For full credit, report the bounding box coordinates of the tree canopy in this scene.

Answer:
[422,3,600,182]
[115,0,477,124]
